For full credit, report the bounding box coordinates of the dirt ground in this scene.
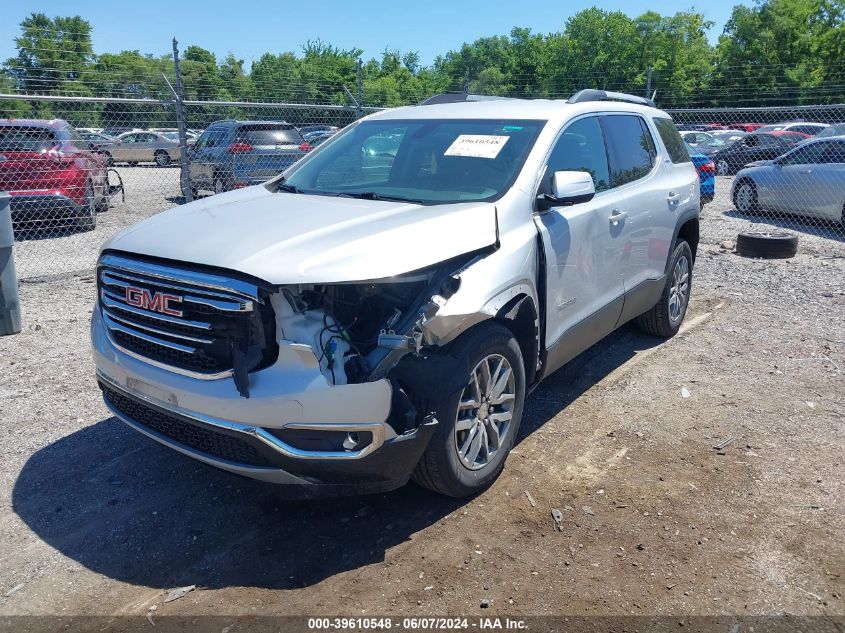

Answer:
[1,200,844,625]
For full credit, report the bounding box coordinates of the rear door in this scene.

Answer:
[111,134,135,162]
[133,133,157,163]
[533,115,624,349]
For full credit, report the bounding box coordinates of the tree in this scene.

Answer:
[5,13,94,93]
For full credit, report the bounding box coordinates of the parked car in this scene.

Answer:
[0,119,115,232]
[302,130,336,148]
[91,90,701,498]
[298,124,338,135]
[806,123,845,141]
[107,131,181,166]
[710,129,748,140]
[709,133,792,175]
[184,120,311,195]
[768,130,812,147]
[756,122,829,136]
[732,138,845,225]
[686,143,715,206]
[677,124,710,132]
[731,123,765,133]
[681,131,715,146]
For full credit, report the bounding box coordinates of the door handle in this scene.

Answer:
[609,209,627,225]
[668,191,681,204]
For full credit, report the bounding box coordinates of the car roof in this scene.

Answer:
[208,120,292,128]
[367,98,668,125]
[0,118,70,130]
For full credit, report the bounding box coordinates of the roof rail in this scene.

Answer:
[568,89,655,108]
[418,92,514,106]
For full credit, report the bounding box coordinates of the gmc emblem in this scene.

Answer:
[124,286,183,317]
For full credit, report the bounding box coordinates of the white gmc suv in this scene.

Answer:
[91,90,700,498]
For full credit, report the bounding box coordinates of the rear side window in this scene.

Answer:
[0,127,55,152]
[238,126,303,145]
[543,116,610,193]
[601,114,657,186]
[653,117,691,164]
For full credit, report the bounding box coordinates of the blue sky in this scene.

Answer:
[3,0,741,67]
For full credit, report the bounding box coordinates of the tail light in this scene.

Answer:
[227,142,253,154]
[299,142,313,152]
[699,161,716,174]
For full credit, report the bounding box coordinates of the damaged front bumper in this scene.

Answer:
[92,306,437,496]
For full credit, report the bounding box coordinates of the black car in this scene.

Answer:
[709,133,791,175]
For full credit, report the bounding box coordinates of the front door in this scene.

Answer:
[533,115,624,354]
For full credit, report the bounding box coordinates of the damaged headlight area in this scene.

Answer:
[272,253,480,432]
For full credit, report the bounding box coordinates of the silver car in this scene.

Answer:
[108,131,181,167]
[732,137,845,225]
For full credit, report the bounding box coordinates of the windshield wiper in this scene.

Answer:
[334,191,425,204]
[276,182,302,194]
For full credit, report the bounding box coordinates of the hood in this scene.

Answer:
[102,186,499,285]
[743,159,775,168]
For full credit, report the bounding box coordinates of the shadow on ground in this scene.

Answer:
[12,322,664,591]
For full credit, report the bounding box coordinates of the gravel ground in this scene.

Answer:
[0,179,843,623]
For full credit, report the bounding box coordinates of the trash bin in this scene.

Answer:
[0,192,21,335]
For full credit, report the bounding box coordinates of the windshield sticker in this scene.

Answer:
[444,134,510,159]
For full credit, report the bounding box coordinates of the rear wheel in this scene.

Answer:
[636,239,692,338]
[716,159,731,176]
[154,150,171,167]
[77,181,98,232]
[413,322,525,498]
[213,173,232,195]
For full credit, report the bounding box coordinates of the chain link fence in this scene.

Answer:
[1,53,844,283]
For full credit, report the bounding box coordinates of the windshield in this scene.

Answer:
[280,118,545,204]
[815,125,845,139]
[161,132,179,141]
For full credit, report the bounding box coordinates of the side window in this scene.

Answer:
[653,117,690,164]
[601,114,657,187]
[121,134,136,144]
[783,142,839,166]
[822,143,845,163]
[137,133,154,143]
[542,116,610,194]
[757,135,778,148]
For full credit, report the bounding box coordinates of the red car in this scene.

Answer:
[731,123,765,133]
[0,119,113,233]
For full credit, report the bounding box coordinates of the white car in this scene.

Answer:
[756,122,829,136]
[732,137,845,224]
[91,90,700,498]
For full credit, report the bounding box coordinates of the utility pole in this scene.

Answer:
[356,58,364,120]
[645,67,653,99]
[172,38,192,203]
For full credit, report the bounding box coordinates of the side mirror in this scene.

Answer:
[537,170,596,210]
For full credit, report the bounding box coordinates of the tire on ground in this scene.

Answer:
[735,231,798,259]
[413,321,525,498]
[636,239,693,338]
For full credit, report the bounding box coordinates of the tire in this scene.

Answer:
[213,173,232,195]
[413,322,526,498]
[636,239,693,338]
[735,231,798,259]
[716,158,731,176]
[154,150,171,167]
[77,181,98,232]
[733,179,759,214]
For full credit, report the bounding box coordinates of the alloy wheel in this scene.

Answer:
[668,254,690,323]
[454,354,516,471]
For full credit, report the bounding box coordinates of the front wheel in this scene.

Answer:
[413,322,525,498]
[636,239,692,338]
[734,180,759,214]
[716,159,731,176]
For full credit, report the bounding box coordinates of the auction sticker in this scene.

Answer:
[444,134,510,159]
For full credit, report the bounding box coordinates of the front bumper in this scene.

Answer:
[92,306,437,496]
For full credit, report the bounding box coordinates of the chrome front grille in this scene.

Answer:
[97,253,277,382]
